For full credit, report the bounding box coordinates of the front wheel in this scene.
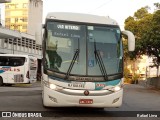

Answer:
[0,77,3,86]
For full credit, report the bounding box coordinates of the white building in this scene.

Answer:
[127,55,160,79]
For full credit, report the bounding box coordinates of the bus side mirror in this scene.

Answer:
[122,30,135,51]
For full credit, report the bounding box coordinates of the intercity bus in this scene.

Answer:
[0,54,37,86]
[41,12,135,108]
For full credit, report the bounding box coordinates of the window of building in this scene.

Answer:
[15,4,19,9]
[9,4,14,9]
[5,12,10,16]
[22,25,27,29]
[15,18,18,23]
[20,18,27,22]
[5,18,10,22]
[23,11,28,15]
[5,25,10,29]
[23,3,28,8]
[35,1,39,7]
[5,5,10,9]
[24,18,27,22]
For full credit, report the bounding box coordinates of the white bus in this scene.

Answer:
[41,12,135,108]
[0,54,37,86]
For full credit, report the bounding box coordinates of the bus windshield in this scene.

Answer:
[45,21,122,77]
[0,57,25,66]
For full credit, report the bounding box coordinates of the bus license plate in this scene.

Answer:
[79,99,93,104]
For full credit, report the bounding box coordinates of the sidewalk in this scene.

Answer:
[0,81,41,92]
[138,80,160,91]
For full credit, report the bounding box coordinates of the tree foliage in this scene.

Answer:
[124,3,160,66]
[134,6,150,20]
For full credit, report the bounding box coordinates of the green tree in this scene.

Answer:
[124,3,160,77]
[134,6,150,20]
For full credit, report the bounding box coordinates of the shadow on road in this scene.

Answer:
[41,107,120,117]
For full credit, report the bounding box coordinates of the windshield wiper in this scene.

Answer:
[94,40,108,80]
[65,39,80,79]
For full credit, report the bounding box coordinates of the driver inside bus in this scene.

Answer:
[46,30,62,71]
[46,50,62,71]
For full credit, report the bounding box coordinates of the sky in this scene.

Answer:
[43,0,160,30]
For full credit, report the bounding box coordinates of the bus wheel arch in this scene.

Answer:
[0,76,3,86]
[42,90,51,108]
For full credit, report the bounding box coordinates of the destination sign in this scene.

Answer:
[51,22,83,38]
[57,24,80,30]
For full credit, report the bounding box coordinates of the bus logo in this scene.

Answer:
[84,90,89,96]
[0,67,20,73]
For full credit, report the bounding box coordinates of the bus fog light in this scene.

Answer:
[50,84,56,90]
[49,95,57,103]
[114,86,121,92]
[112,98,119,104]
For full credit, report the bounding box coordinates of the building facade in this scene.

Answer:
[5,0,42,44]
[0,34,42,58]
[126,55,160,80]
[0,0,42,58]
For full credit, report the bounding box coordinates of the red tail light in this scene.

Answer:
[26,71,30,79]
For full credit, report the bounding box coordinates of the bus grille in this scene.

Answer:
[14,74,24,82]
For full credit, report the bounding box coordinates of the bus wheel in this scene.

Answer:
[0,77,3,86]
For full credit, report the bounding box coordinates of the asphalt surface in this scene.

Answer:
[0,82,160,120]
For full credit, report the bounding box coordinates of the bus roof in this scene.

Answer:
[46,12,118,25]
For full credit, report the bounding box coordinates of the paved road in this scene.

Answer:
[0,82,160,120]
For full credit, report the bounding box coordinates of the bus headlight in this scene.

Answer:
[108,85,122,92]
[43,80,57,90]
[49,84,57,90]
[114,86,121,92]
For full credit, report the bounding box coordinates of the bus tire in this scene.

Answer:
[95,108,104,110]
[0,77,3,86]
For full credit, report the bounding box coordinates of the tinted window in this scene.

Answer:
[0,57,25,66]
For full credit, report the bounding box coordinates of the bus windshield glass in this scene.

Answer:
[0,57,25,66]
[46,22,86,75]
[45,21,122,76]
[87,26,122,75]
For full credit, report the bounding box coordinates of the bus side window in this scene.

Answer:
[6,62,9,66]
[13,62,17,66]
[19,59,25,66]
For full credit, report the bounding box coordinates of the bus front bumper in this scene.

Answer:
[42,85,123,108]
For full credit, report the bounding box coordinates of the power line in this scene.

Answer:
[88,0,113,13]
